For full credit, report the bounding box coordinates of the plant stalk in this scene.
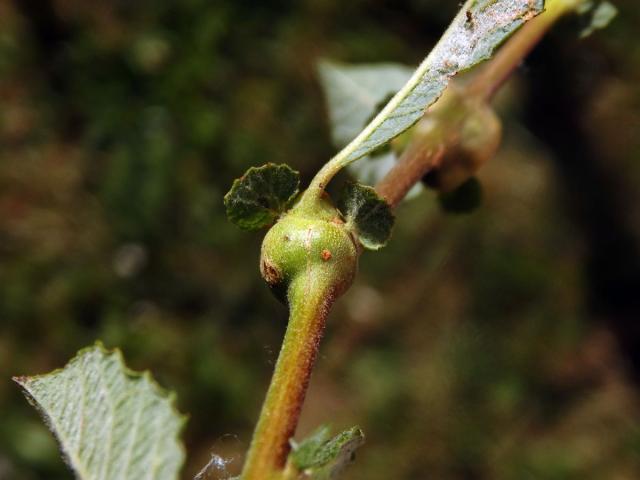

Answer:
[243,1,585,476]
[376,132,446,209]
[377,0,578,204]
[241,274,336,480]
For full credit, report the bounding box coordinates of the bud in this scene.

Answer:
[421,88,502,193]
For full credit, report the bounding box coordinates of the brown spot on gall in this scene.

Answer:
[321,249,332,261]
[261,259,282,285]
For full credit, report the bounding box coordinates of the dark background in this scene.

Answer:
[1,1,640,478]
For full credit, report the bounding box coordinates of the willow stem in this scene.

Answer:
[241,274,336,480]
[243,1,583,476]
[377,0,577,205]
[377,137,446,209]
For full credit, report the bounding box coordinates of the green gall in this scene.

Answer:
[260,198,358,303]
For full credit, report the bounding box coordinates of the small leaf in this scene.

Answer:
[224,163,300,230]
[290,426,365,480]
[14,343,186,480]
[290,425,332,469]
[338,182,394,250]
[327,0,543,166]
[580,1,618,38]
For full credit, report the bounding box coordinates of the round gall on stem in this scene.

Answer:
[242,196,358,479]
[259,197,359,303]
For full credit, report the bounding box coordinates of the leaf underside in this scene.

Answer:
[318,61,423,200]
[338,182,395,250]
[290,426,365,480]
[331,0,544,165]
[14,343,186,480]
[224,163,300,230]
[318,61,415,148]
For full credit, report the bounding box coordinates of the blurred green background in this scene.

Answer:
[1,1,640,478]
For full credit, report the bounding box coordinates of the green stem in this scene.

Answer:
[241,273,336,480]
[300,154,347,210]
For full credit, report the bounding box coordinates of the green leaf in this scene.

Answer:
[290,426,365,480]
[224,163,300,230]
[14,343,186,480]
[580,1,618,38]
[338,182,394,250]
[317,61,423,200]
[329,0,544,166]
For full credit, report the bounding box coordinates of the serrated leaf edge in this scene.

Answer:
[290,425,365,479]
[339,183,395,251]
[223,163,301,231]
[13,341,188,479]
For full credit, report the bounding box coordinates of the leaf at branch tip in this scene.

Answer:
[580,1,618,38]
[290,426,365,480]
[14,342,186,480]
[333,0,544,164]
[224,163,300,230]
[338,182,394,250]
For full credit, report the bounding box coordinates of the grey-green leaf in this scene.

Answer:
[318,61,423,200]
[318,60,415,148]
[224,163,300,230]
[338,182,394,250]
[580,1,618,38]
[290,426,365,480]
[14,343,186,480]
[332,0,544,165]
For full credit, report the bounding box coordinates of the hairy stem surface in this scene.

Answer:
[241,275,336,480]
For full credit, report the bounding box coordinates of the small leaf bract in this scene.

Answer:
[224,163,300,230]
[338,182,394,250]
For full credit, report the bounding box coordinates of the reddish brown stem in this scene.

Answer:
[376,141,445,208]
